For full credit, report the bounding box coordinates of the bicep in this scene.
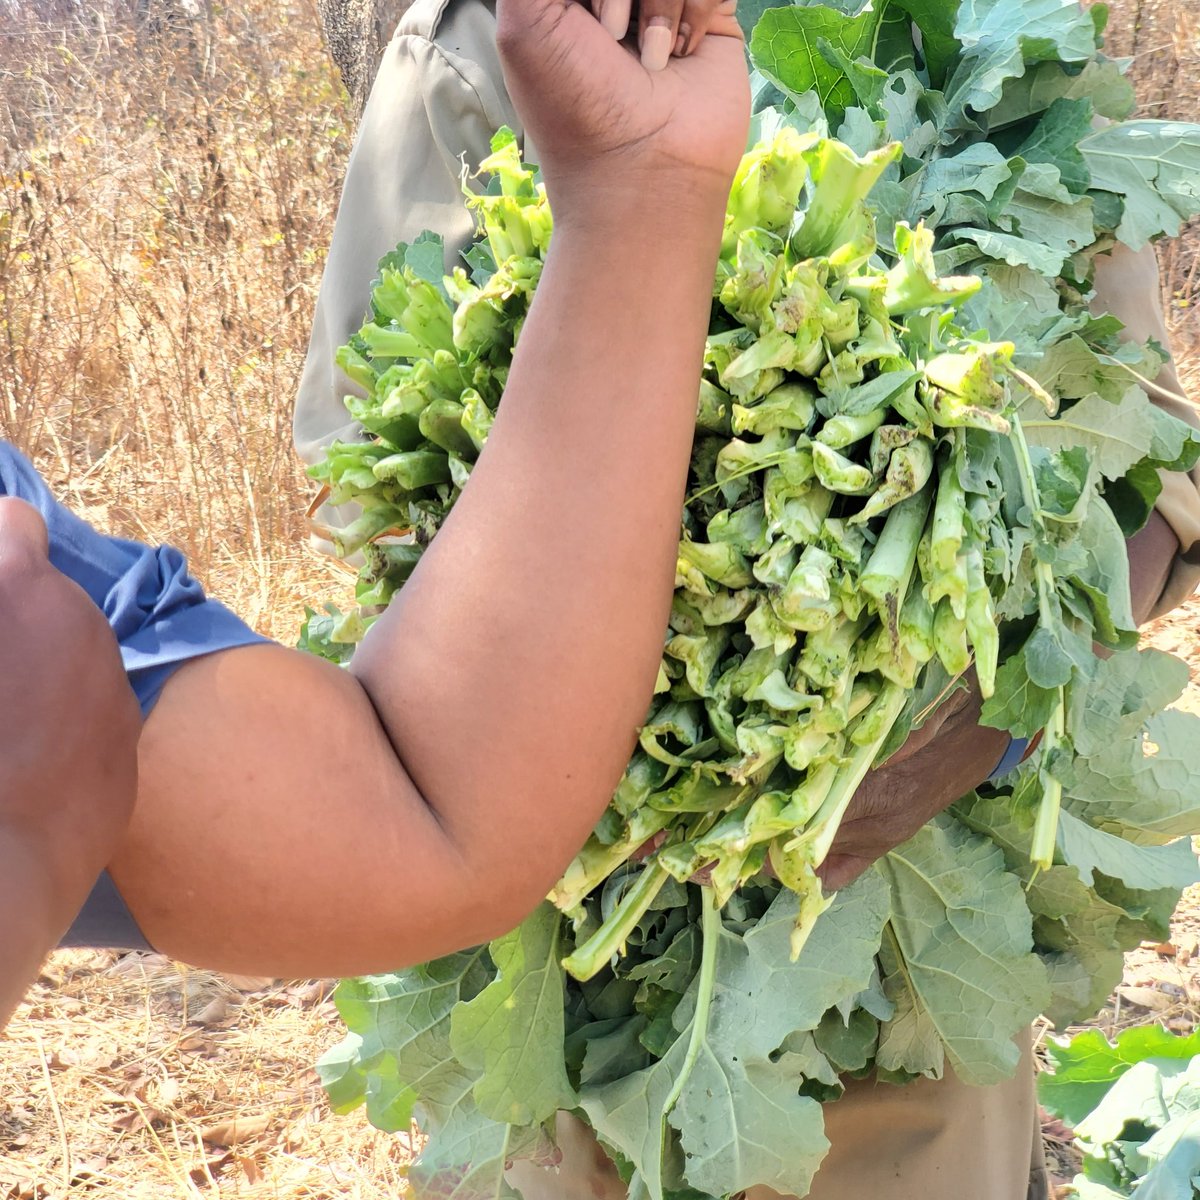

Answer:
[107,643,487,977]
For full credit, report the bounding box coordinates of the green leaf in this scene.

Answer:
[815,1006,880,1073]
[988,59,1135,129]
[1000,169,1096,264]
[1067,496,1136,647]
[1143,403,1200,474]
[1014,97,1095,194]
[579,1035,688,1200]
[1055,810,1200,893]
[1022,387,1154,481]
[1030,334,1146,404]
[875,923,943,1078]
[877,816,1048,1084]
[408,1092,539,1200]
[1063,707,1200,843]
[1023,618,1092,689]
[749,4,884,127]
[1040,1026,1200,1126]
[1074,1058,1178,1146]
[893,0,960,85]
[960,262,1064,343]
[317,951,491,1134]
[673,1044,830,1198]
[450,906,577,1126]
[1080,120,1200,248]
[943,0,1097,131]
[1067,649,1189,760]
[981,643,1061,737]
[405,231,450,287]
[671,877,888,1197]
[723,871,893,1052]
[905,142,1014,224]
[1127,1109,1200,1198]
[948,226,1068,274]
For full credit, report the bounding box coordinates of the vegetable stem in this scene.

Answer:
[1010,412,1069,871]
[661,887,722,1119]
[561,864,671,981]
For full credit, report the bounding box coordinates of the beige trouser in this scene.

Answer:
[507,1033,1047,1200]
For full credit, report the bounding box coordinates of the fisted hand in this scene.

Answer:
[496,0,749,217]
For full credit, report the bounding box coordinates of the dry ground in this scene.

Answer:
[1,0,1199,1196]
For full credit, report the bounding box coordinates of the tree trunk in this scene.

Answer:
[315,0,414,116]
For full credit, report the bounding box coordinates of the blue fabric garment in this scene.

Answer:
[1,441,268,949]
[988,736,1031,783]
[0,442,266,717]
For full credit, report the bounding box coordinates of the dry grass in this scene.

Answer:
[0,954,415,1198]
[1,0,1200,1196]
[0,0,355,638]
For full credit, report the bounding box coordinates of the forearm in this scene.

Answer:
[352,201,726,887]
[113,201,733,976]
[0,828,101,1025]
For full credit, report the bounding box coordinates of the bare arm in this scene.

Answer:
[108,0,750,978]
[0,500,138,1024]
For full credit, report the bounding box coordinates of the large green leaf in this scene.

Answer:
[1055,810,1199,894]
[450,905,577,1126]
[578,1036,688,1200]
[749,4,890,125]
[671,876,889,1196]
[943,0,1097,132]
[987,59,1135,129]
[1022,387,1155,481]
[1064,708,1200,844]
[877,816,1048,1084]
[674,1055,829,1198]
[318,951,492,1131]
[1040,1026,1200,1126]
[1081,121,1200,248]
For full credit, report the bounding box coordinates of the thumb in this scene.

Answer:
[0,497,51,570]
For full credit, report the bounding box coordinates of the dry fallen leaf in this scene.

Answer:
[199,1114,272,1146]
[236,1153,265,1184]
[1145,941,1178,957]
[220,974,276,992]
[191,996,231,1027]
[1117,984,1175,1012]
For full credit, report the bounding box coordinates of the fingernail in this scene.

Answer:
[600,0,630,40]
[717,0,737,13]
[641,20,673,70]
[674,23,689,55]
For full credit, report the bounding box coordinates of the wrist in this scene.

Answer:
[548,169,730,247]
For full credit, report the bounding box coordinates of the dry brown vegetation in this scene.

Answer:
[0,0,356,638]
[1,0,1199,1195]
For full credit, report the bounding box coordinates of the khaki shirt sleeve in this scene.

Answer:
[1090,242,1200,619]
[294,0,518,468]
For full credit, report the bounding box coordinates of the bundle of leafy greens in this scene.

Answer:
[1040,1025,1200,1198]
[304,2,1200,1196]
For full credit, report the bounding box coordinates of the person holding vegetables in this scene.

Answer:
[287,1,1200,1199]
[0,0,749,1013]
